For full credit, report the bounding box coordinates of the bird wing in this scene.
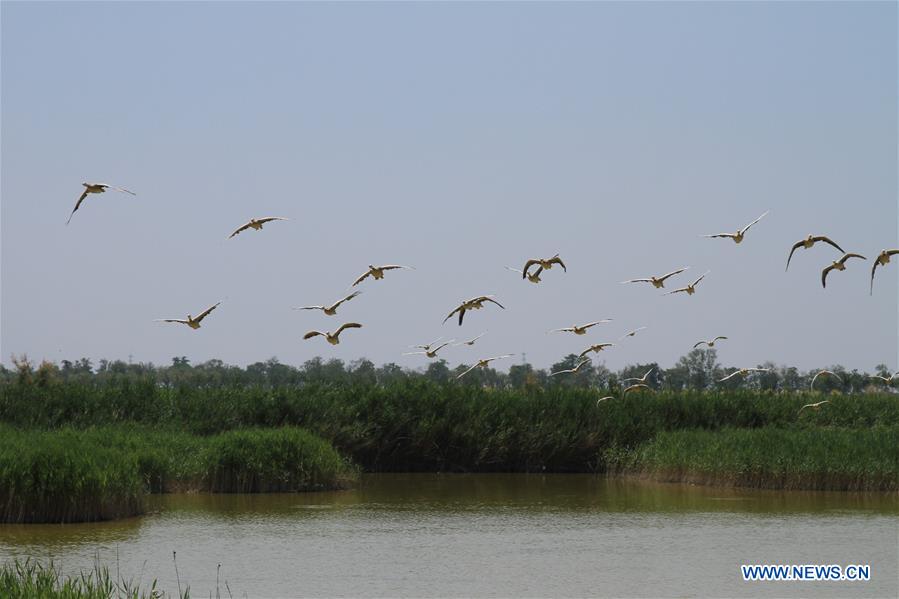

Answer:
[596,396,614,405]
[521,259,540,277]
[642,367,654,379]
[821,264,836,288]
[718,371,740,382]
[665,287,687,295]
[482,297,505,309]
[622,278,653,284]
[840,253,867,264]
[581,322,601,329]
[381,264,412,271]
[551,328,575,333]
[66,189,90,225]
[487,354,514,362]
[331,290,362,310]
[812,236,845,254]
[578,347,593,358]
[194,302,221,322]
[550,369,573,376]
[713,336,728,342]
[658,267,688,281]
[623,384,648,395]
[155,319,189,324]
[691,271,709,286]
[739,210,769,234]
[505,266,523,275]
[703,233,736,239]
[432,342,452,353]
[443,306,462,325]
[335,322,363,336]
[352,270,372,287]
[870,259,881,295]
[294,306,324,311]
[785,240,805,271]
[256,216,288,224]
[402,351,426,356]
[303,331,324,340]
[456,364,478,379]
[109,186,136,195]
[693,341,707,349]
[228,222,253,238]
[549,255,567,271]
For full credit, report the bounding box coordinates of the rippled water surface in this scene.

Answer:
[2,474,897,597]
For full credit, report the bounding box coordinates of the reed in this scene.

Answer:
[616,426,899,491]
[0,425,357,523]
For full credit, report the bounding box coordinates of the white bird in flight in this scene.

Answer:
[870,249,899,295]
[666,271,710,296]
[694,336,728,349]
[550,359,592,376]
[352,265,413,287]
[403,340,453,359]
[456,355,514,379]
[810,370,842,390]
[821,253,866,288]
[579,343,615,358]
[303,323,362,345]
[522,254,566,278]
[785,235,845,271]
[506,266,543,284]
[549,320,611,335]
[798,400,830,414]
[228,217,288,238]
[702,211,769,244]
[454,333,486,347]
[870,373,897,385]
[618,327,647,340]
[294,291,361,316]
[621,267,689,289]
[623,367,654,384]
[444,296,505,326]
[67,182,136,225]
[155,301,221,330]
[718,368,770,383]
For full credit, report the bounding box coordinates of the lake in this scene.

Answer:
[1,474,897,597]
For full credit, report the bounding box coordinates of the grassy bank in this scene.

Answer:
[2,381,898,472]
[0,426,357,523]
[610,426,899,491]
[0,558,186,599]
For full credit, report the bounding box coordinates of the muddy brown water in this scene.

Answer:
[1,474,897,597]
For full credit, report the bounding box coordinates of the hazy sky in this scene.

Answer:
[2,2,896,373]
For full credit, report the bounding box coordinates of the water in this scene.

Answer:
[1,474,897,598]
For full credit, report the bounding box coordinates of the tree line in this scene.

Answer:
[3,350,894,394]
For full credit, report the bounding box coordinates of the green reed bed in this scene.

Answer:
[0,426,356,523]
[0,558,183,599]
[617,426,899,491]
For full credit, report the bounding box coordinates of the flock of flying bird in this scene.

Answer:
[67,185,897,412]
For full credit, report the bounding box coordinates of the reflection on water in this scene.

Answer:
[1,474,897,598]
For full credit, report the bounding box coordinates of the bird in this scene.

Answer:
[694,336,728,349]
[403,341,453,359]
[522,254,566,278]
[66,183,136,225]
[578,343,614,358]
[666,271,709,296]
[294,291,361,316]
[550,359,592,376]
[870,249,899,295]
[595,396,615,406]
[869,374,896,385]
[303,323,362,345]
[623,367,654,384]
[155,302,221,330]
[618,327,647,340]
[798,400,830,414]
[550,321,611,335]
[456,355,514,379]
[785,235,845,271]
[821,253,866,288]
[702,211,769,244]
[410,336,445,351]
[228,217,288,238]
[810,370,842,390]
[454,333,486,347]
[506,266,543,284]
[621,267,689,289]
[352,265,413,287]
[622,383,652,396]
[443,296,505,326]
[718,368,770,383]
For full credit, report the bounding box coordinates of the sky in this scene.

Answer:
[1,2,896,373]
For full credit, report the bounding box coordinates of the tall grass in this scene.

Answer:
[0,425,357,523]
[615,426,899,491]
[0,558,186,598]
